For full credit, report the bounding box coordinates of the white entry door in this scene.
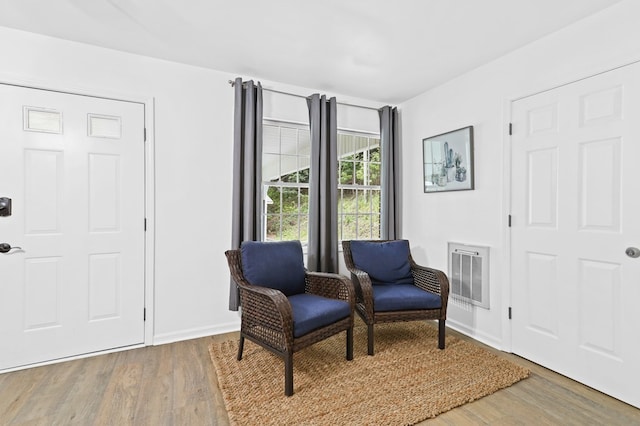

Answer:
[0,84,146,370]
[510,63,640,408]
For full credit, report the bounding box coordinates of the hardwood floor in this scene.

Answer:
[1,328,638,425]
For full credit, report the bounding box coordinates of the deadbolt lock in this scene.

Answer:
[0,197,11,217]
[625,247,640,258]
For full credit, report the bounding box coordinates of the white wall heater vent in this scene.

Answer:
[448,242,490,309]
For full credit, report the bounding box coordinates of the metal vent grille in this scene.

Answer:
[448,242,490,309]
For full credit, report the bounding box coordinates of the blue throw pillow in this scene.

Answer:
[350,240,413,285]
[240,240,306,296]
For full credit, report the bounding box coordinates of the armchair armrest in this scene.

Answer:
[237,284,294,351]
[341,266,375,319]
[410,260,450,318]
[305,272,355,309]
[411,264,449,296]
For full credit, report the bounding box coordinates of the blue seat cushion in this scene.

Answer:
[373,284,442,312]
[240,240,306,296]
[288,294,351,338]
[350,240,413,285]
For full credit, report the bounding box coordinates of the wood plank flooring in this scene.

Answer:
[1,327,638,425]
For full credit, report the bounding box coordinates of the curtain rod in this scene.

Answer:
[228,80,381,112]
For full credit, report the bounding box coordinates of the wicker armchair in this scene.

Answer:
[342,240,449,355]
[225,240,355,396]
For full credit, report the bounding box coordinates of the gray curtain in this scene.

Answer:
[306,94,338,273]
[379,105,401,240]
[229,77,263,310]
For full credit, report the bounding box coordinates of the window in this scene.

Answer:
[263,120,310,243]
[338,132,381,241]
[262,121,381,244]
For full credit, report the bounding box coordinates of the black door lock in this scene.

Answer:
[0,197,11,217]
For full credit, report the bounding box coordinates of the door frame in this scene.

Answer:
[0,76,156,368]
[502,58,640,354]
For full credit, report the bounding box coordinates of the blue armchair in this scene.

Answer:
[342,240,449,355]
[225,240,355,396]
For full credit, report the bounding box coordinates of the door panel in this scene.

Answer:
[0,84,145,370]
[511,63,640,408]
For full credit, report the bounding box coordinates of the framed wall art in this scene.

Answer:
[423,126,474,193]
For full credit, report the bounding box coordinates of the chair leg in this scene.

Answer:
[367,324,374,356]
[284,353,294,397]
[237,335,245,360]
[438,319,446,350]
[346,327,354,361]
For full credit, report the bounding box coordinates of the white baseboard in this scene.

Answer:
[446,319,503,350]
[152,321,241,346]
[0,321,242,374]
[0,343,146,374]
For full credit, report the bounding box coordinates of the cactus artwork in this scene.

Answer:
[444,142,455,168]
[423,126,473,192]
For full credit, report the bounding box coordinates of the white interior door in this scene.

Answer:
[0,84,146,370]
[510,63,640,408]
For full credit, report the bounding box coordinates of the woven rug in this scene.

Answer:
[209,321,529,425]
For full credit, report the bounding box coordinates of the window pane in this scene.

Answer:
[88,114,121,139]
[371,213,381,237]
[340,214,357,241]
[263,153,280,181]
[340,134,355,160]
[266,186,281,215]
[340,161,354,185]
[281,187,298,210]
[339,188,356,213]
[357,189,372,213]
[358,215,372,239]
[369,161,381,185]
[355,161,364,185]
[299,214,309,243]
[263,125,280,154]
[371,190,381,213]
[299,131,311,156]
[355,135,368,153]
[282,214,300,240]
[280,155,298,181]
[299,187,309,214]
[281,127,297,155]
[298,158,310,183]
[266,214,281,241]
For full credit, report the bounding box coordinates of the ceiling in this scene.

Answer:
[0,0,622,103]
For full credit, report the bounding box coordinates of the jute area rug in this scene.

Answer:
[209,321,529,425]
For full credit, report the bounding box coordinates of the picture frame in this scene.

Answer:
[423,126,474,193]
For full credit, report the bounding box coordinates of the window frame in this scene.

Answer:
[261,119,382,245]
[337,129,381,242]
[262,119,311,244]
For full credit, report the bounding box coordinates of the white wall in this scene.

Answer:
[399,0,640,348]
[6,0,636,351]
[0,26,381,345]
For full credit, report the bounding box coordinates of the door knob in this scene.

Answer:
[0,243,22,254]
[625,247,640,258]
